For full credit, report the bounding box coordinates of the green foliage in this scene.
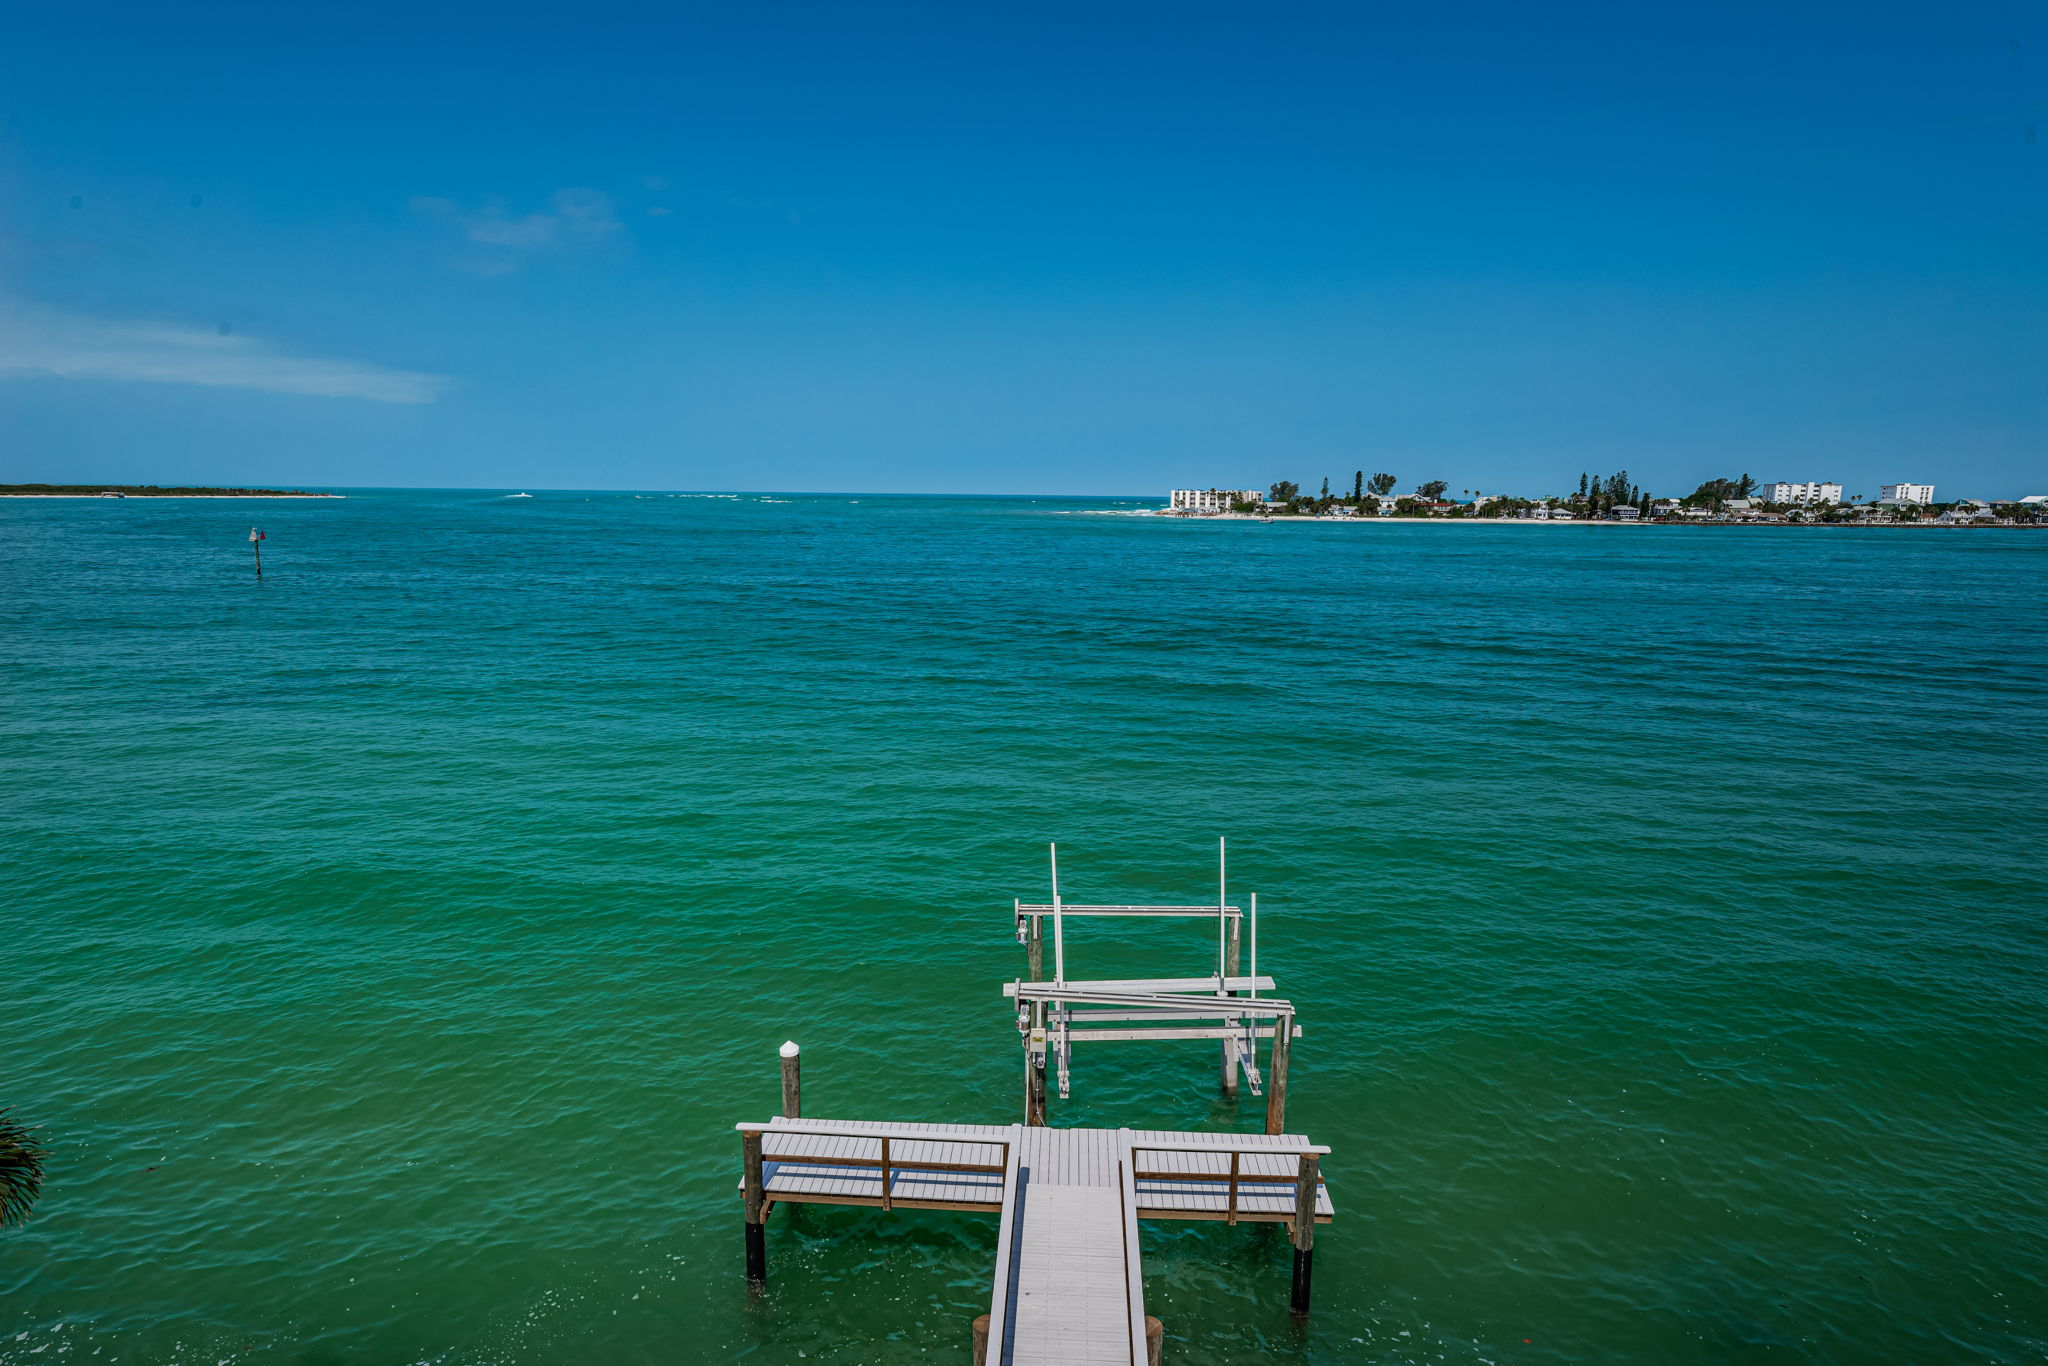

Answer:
[1417,479,1448,501]
[0,1110,47,1228]
[1684,477,1746,507]
[1368,472,1396,496]
[1269,481,1300,503]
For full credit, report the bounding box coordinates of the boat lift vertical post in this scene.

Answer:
[1250,892,1258,997]
[1215,837,1227,983]
[1050,843,1065,986]
[1218,837,1236,1094]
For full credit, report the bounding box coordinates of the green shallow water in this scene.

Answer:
[4,490,2045,1365]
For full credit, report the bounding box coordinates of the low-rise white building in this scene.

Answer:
[1168,488,1259,514]
[1759,481,1843,505]
[1879,482,1935,505]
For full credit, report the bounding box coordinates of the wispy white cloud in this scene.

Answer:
[0,298,448,403]
[412,188,622,273]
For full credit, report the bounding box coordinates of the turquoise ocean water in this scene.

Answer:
[5,490,2045,1365]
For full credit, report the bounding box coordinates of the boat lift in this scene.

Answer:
[1008,839,1302,1133]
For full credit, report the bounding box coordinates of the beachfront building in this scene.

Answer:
[1879,483,1935,505]
[1168,488,1259,514]
[1759,481,1843,505]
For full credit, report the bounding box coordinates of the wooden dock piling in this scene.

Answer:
[780,1041,802,1118]
[741,1128,766,1283]
[1024,1027,1048,1126]
[1023,902,1050,1125]
[1290,1151,1319,1314]
[1265,1012,1291,1135]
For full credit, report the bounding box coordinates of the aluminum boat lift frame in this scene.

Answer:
[1009,840,1302,1133]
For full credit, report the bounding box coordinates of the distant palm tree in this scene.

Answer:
[1,1110,47,1228]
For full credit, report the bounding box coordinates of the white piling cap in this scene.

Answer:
[779,1040,801,1057]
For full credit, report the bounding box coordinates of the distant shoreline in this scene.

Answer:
[0,484,338,498]
[1156,513,2036,528]
[0,494,343,499]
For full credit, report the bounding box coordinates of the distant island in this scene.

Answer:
[0,484,336,498]
[1163,471,2047,527]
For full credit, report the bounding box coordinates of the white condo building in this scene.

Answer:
[1879,483,1935,504]
[1759,481,1843,505]
[1168,488,1259,513]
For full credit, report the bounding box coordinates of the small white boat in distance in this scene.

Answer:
[506,492,533,498]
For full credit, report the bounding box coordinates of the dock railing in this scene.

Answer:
[1126,1139,1329,1225]
[1126,1137,1328,1313]
[737,1123,1012,1260]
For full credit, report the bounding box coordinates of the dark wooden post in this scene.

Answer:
[1025,1021,1048,1126]
[1264,1014,1291,1135]
[972,1313,992,1365]
[248,527,265,578]
[741,1129,767,1283]
[779,1041,801,1118]
[1221,913,1241,1096]
[1145,1315,1164,1366]
[1289,1151,1319,1314]
[1025,905,1048,1124]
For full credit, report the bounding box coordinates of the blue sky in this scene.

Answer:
[2,2,2042,497]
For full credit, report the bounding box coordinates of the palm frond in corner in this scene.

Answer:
[0,1109,48,1228]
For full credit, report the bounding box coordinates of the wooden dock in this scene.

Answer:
[738,1116,1331,1364]
[730,842,1335,1361]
